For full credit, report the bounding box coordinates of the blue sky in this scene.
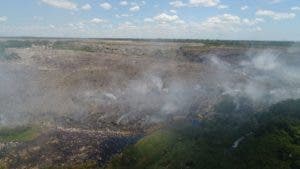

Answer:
[0,0,300,40]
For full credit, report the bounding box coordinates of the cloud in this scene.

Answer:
[217,4,229,9]
[49,24,56,29]
[129,5,140,12]
[120,1,128,6]
[144,13,185,25]
[241,5,248,11]
[41,0,77,10]
[9,12,262,39]
[117,21,137,30]
[170,1,187,8]
[250,26,262,32]
[0,15,267,40]
[152,13,184,24]
[243,18,264,26]
[170,0,220,8]
[33,16,44,21]
[116,14,132,18]
[0,16,7,22]
[81,4,91,11]
[291,6,300,11]
[170,10,177,14]
[256,10,296,20]
[189,0,220,7]
[200,14,241,32]
[268,0,282,4]
[90,18,106,24]
[68,22,85,30]
[144,18,154,22]
[199,14,263,33]
[100,2,112,10]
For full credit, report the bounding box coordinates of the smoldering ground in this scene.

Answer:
[215,48,300,104]
[0,45,300,128]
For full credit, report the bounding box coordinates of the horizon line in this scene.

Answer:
[0,36,299,43]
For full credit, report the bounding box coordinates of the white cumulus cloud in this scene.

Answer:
[129,5,140,12]
[200,14,263,32]
[154,13,179,22]
[0,16,7,22]
[291,6,300,11]
[256,10,295,20]
[189,0,220,7]
[241,5,248,11]
[49,24,56,29]
[170,0,221,8]
[243,18,264,26]
[90,18,106,24]
[120,1,128,6]
[144,18,154,22]
[170,10,177,13]
[217,4,228,9]
[170,1,187,8]
[41,0,77,10]
[81,4,91,11]
[100,2,112,10]
[152,13,184,24]
[200,14,241,32]
[268,0,282,4]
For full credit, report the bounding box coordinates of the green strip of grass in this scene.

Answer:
[107,99,300,169]
[0,126,40,142]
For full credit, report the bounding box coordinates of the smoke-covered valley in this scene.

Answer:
[1,41,299,128]
[0,39,300,169]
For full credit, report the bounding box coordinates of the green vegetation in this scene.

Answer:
[43,161,101,169]
[107,98,300,169]
[53,41,97,52]
[96,38,299,48]
[0,51,20,60]
[0,40,48,51]
[0,126,40,142]
[0,40,51,60]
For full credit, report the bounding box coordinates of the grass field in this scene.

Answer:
[107,99,300,169]
[0,126,40,142]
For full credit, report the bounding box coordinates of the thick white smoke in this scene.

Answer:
[211,48,300,104]
[0,46,300,128]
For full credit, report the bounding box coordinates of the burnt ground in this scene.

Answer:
[0,127,141,169]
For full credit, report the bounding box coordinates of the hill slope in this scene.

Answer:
[107,99,300,169]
